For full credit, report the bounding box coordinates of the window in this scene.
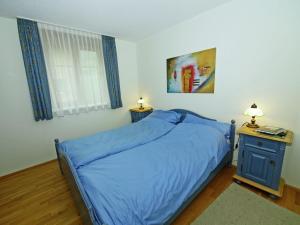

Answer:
[38,23,110,116]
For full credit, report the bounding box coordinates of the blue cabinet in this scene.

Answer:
[129,107,153,123]
[236,126,292,193]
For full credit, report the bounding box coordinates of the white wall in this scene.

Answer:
[0,17,139,176]
[137,0,300,187]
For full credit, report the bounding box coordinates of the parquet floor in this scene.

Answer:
[0,160,299,225]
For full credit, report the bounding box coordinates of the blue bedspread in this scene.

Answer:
[77,123,230,225]
[60,117,175,168]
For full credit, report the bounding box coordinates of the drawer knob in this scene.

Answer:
[257,141,263,147]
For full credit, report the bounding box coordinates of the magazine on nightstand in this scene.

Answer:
[255,126,287,136]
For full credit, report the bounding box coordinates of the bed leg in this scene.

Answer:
[227,120,236,168]
[55,139,64,175]
[226,150,234,168]
[226,161,233,168]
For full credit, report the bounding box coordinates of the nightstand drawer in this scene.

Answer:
[244,135,281,153]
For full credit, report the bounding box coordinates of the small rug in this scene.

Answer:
[191,183,300,225]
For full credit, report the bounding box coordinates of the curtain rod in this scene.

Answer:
[17,16,111,37]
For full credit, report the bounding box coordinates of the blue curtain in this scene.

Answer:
[17,18,53,121]
[102,35,123,109]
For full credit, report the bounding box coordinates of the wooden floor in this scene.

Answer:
[0,160,299,225]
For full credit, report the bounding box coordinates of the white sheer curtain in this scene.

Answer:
[38,23,110,116]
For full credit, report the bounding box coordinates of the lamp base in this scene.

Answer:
[139,103,144,110]
[246,123,259,128]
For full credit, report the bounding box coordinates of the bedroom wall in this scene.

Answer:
[0,17,139,176]
[137,0,300,187]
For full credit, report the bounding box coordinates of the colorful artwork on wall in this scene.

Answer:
[167,48,216,93]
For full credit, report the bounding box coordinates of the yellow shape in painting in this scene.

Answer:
[193,48,216,75]
[196,74,215,93]
[182,68,192,93]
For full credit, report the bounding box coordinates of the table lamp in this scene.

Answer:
[244,103,263,128]
[137,97,145,110]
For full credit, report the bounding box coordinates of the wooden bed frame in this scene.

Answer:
[54,109,236,225]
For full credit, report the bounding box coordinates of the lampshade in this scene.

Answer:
[137,97,144,104]
[244,103,263,117]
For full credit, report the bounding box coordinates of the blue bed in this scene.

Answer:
[55,109,235,225]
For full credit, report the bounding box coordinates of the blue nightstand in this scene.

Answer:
[129,107,153,123]
[233,125,293,198]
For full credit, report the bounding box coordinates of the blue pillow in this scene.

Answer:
[183,113,231,137]
[147,110,181,124]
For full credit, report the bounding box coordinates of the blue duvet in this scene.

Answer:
[77,123,230,225]
[60,117,175,168]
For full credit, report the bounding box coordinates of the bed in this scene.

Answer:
[55,109,235,225]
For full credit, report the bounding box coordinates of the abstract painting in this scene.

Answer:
[167,48,216,93]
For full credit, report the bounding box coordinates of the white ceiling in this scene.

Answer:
[0,0,231,41]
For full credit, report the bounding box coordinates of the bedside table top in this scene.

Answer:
[238,125,293,144]
[129,107,153,113]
